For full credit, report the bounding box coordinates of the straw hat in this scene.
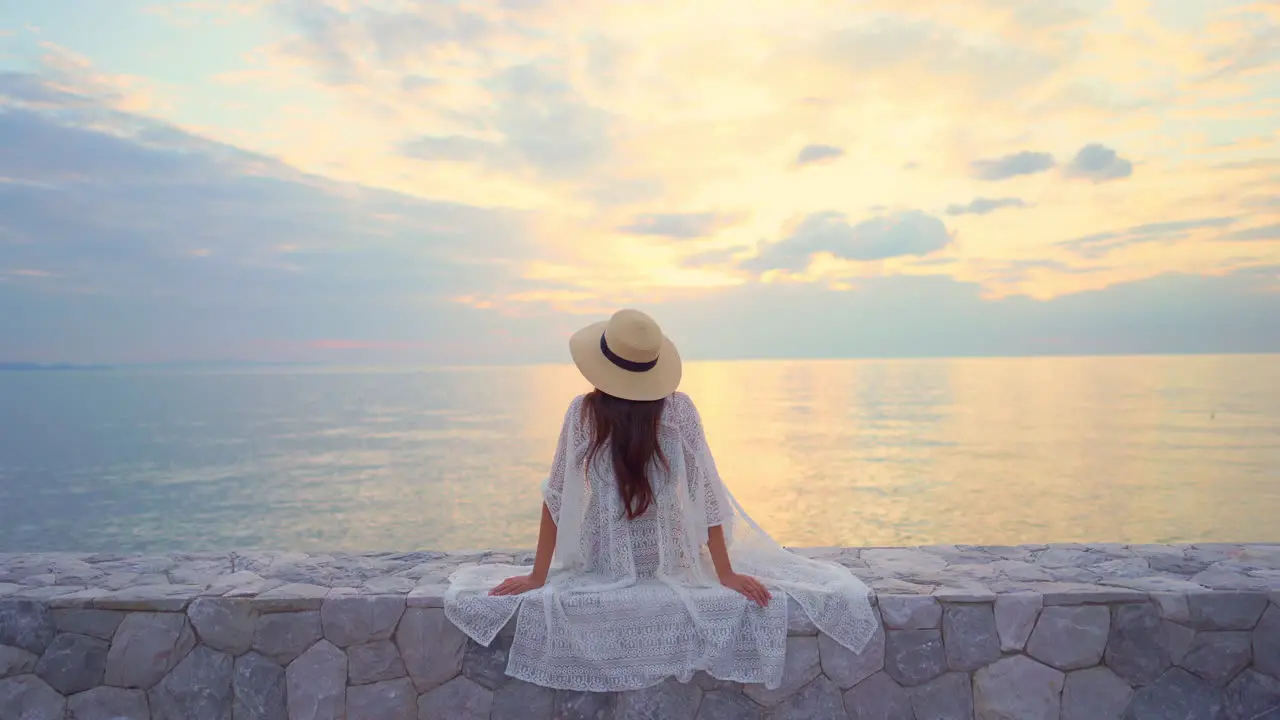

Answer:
[569,309,682,401]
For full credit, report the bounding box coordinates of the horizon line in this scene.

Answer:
[3,348,1278,371]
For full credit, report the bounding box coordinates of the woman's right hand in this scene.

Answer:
[720,572,772,607]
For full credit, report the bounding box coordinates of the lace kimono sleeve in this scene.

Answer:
[674,393,735,529]
[540,395,582,523]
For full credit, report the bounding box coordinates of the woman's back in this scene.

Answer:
[573,391,710,579]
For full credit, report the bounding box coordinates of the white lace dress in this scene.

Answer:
[444,392,878,692]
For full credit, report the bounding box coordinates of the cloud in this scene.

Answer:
[0,71,549,363]
[1064,143,1134,182]
[1222,223,1280,241]
[971,258,1106,286]
[1058,216,1238,258]
[618,213,739,239]
[680,247,747,268]
[400,62,613,179]
[275,2,492,86]
[656,267,1280,359]
[820,16,1062,103]
[945,197,1028,216]
[970,151,1055,180]
[744,210,952,272]
[795,144,844,166]
[401,135,495,164]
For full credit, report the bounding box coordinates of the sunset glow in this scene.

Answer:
[1,0,1277,363]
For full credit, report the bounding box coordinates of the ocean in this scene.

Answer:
[1,355,1277,553]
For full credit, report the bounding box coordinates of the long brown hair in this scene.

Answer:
[582,389,669,520]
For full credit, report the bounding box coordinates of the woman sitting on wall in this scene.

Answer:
[445,309,878,691]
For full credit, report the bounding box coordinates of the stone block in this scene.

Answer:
[148,645,234,720]
[696,690,762,720]
[104,612,196,689]
[0,645,37,678]
[996,583,1145,605]
[842,672,912,720]
[1186,591,1269,630]
[552,689,617,719]
[820,626,884,689]
[66,687,149,720]
[252,611,322,666]
[768,674,844,720]
[285,639,347,720]
[1254,604,1280,680]
[870,579,935,595]
[993,592,1041,651]
[0,600,56,655]
[203,571,269,597]
[94,585,203,611]
[786,597,817,635]
[616,677,702,720]
[1224,669,1280,720]
[406,584,446,609]
[1192,567,1270,591]
[35,632,109,695]
[909,671,972,720]
[973,655,1063,720]
[693,672,740,693]
[418,676,493,719]
[989,560,1053,582]
[463,632,511,690]
[863,549,948,575]
[347,677,416,720]
[1037,548,1099,568]
[942,603,1000,672]
[1105,603,1170,686]
[14,585,93,601]
[395,608,467,693]
[933,586,997,603]
[1162,621,1195,665]
[360,576,415,594]
[52,609,124,641]
[255,583,329,613]
[1121,667,1224,719]
[492,679,556,720]
[884,629,946,687]
[879,595,941,630]
[223,578,284,599]
[1026,605,1109,671]
[188,597,256,655]
[1061,666,1132,720]
[320,594,404,647]
[233,652,286,720]
[1178,631,1252,687]
[347,639,406,685]
[0,674,67,720]
[743,636,819,706]
[1148,591,1193,623]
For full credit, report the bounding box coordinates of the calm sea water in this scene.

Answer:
[1,355,1277,553]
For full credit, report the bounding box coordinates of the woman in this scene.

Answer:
[445,309,877,692]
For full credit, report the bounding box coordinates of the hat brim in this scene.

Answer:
[569,321,682,402]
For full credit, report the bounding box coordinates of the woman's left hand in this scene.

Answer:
[489,574,546,596]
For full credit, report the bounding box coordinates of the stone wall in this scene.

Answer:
[1,543,1278,719]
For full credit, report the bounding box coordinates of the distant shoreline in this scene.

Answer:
[0,362,112,372]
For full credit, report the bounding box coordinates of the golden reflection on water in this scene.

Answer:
[492,355,1280,549]
[1,356,1276,552]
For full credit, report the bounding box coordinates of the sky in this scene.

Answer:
[0,0,1278,364]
